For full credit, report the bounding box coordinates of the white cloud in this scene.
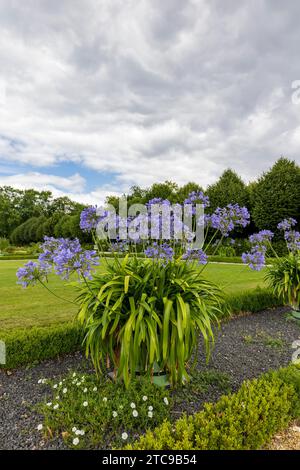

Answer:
[0,0,300,199]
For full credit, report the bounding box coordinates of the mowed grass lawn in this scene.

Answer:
[0,260,266,332]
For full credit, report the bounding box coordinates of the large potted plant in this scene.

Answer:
[17,193,250,386]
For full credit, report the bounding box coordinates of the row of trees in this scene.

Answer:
[0,189,91,245]
[107,157,300,233]
[1,157,299,246]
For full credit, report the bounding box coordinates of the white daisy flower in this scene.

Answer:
[55,396,60,400]
[112,411,118,418]
[148,411,153,418]
[148,406,153,411]
[72,372,77,377]
[75,430,82,436]
[121,432,128,440]
[163,397,169,405]
[142,396,148,401]
[83,401,88,407]
[37,424,43,431]
[73,437,79,446]
[53,404,59,410]
[83,388,87,393]
[53,384,58,389]
[59,382,62,386]
[132,410,138,417]
[79,430,85,436]
[46,402,52,407]
[103,397,108,402]
[72,427,77,433]
[130,402,136,409]
[63,388,67,394]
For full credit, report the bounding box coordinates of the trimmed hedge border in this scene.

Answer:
[125,364,300,450]
[0,322,84,369]
[0,288,283,370]
[0,254,39,260]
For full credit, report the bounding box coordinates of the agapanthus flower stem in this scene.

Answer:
[38,280,77,305]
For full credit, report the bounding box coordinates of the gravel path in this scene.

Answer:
[1,306,300,450]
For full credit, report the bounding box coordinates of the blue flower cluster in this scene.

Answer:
[277,218,300,253]
[144,242,174,264]
[277,218,297,232]
[182,248,208,265]
[16,260,50,288]
[184,191,210,209]
[242,230,274,271]
[39,237,99,280]
[80,206,108,232]
[207,204,250,237]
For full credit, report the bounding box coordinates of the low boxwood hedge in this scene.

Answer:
[0,288,283,370]
[0,322,84,369]
[125,365,300,450]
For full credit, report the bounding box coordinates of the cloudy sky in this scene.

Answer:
[0,0,300,204]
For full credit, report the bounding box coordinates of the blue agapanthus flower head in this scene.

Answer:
[80,206,108,232]
[207,204,250,237]
[144,242,174,264]
[182,248,208,265]
[277,218,297,232]
[16,260,51,288]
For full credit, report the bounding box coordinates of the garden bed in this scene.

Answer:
[0,306,299,450]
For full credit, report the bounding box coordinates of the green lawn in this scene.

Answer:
[0,260,266,332]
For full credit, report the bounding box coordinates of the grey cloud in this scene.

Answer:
[0,0,300,201]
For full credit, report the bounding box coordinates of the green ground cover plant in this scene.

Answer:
[125,365,300,450]
[36,365,300,450]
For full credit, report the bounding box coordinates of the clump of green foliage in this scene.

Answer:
[126,365,300,450]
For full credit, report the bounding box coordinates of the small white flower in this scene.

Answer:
[83,401,88,407]
[38,379,42,384]
[163,397,169,406]
[76,382,81,387]
[73,437,80,446]
[142,396,148,401]
[59,381,62,386]
[63,388,67,394]
[93,386,97,392]
[55,395,60,400]
[83,388,87,393]
[130,402,136,409]
[103,397,108,402]
[53,404,59,410]
[72,427,77,433]
[79,430,85,436]
[72,372,76,377]
[121,432,128,440]
[112,411,118,418]
[46,402,52,407]
[53,384,58,389]
[75,430,82,436]
[132,410,138,417]
[148,406,153,411]
[37,424,43,431]
[148,411,153,418]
